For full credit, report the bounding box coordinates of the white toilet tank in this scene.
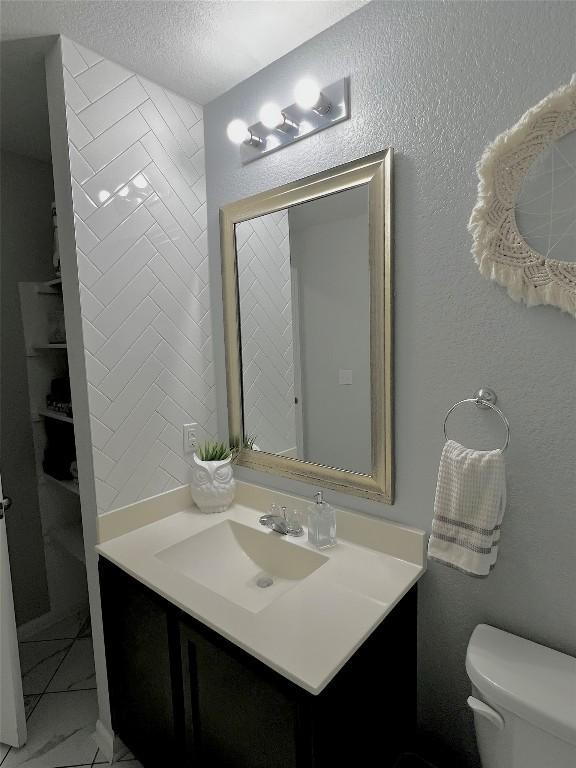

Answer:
[466,624,576,768]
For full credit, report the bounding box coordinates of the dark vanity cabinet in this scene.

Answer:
[99,559,182,766]
[99,558,417,768]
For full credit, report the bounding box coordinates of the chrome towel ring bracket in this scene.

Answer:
[443,388,511,452]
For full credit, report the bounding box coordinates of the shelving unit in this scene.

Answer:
[19,278,86,622]
[50,523,85,564]
[34,343,68,351]
[43,472,80,496]
[38,410,74,424]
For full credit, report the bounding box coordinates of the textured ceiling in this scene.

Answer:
[0,1,365,105]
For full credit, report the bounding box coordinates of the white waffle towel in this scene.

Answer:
[428,440,507,576]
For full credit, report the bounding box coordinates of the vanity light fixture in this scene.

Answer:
[226,118,265,147]
[259,102,298,132]
[294,78,332,115]
[227,76,350,164]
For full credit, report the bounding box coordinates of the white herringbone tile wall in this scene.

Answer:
[236,213,296,455]
[60,37,215,514]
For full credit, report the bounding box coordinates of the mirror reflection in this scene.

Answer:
[236,185,371,475]
[516,130,576,262]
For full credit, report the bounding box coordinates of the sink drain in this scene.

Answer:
[256,575,274,589]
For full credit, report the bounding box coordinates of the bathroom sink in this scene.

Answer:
[155,519,328,613]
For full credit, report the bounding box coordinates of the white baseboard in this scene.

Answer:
[92,719,115,763]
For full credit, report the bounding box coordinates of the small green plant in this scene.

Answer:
[229,433,257,458]
[196,435,258,462]
[196,441,231,461]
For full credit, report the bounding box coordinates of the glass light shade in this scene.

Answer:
[259,102,284,129]
[227,119,250,145]
[294,79,321,110]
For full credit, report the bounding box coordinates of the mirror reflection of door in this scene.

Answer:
[236,184,371,475]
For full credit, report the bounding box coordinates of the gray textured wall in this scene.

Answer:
[204,2,576,764]
[1,150,52,625]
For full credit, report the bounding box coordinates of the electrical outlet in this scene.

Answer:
[183,423,197,454]
[338,369,353,385]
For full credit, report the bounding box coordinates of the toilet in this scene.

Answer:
[466,624,576,768]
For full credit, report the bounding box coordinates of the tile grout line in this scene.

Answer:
[65,46,212,525]
[80,145,154,217]
[34,624,82,697]
[2,613,93,766]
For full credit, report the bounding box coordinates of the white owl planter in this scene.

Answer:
[189,453,236,514]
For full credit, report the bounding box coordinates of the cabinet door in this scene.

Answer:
[180,619,311,768]
[99,559,183,766]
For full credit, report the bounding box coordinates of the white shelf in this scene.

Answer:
[38,410,74,424]
[43,472,80,496]
[34,343,67,350]
[37,278,63,295]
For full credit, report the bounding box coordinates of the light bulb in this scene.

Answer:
[227,119,250,145]
[259,102,284,129]
[294,78,321,110]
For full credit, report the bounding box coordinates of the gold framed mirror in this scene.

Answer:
[220,149,393,502]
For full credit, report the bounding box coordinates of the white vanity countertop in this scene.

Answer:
[96,488,426,695]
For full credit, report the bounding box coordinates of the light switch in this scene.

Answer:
[338,369,353,385]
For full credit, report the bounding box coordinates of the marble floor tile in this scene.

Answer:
[19,640,72,695]
[22,611,88,643]
[2,690,98,768]
[95,762,142,767]
[1,743,11,763]
[24,695,41,720]
[93,742,136,763]
[47,639,96,692]
[78,615,91,639]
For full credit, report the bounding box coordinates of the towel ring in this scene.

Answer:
[443,388,511,452]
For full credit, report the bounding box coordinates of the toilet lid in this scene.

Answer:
[466,624,576,747]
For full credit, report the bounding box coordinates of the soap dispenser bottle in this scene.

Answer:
[307,491,336,549]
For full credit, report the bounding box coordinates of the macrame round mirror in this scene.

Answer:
[469,76,576,317]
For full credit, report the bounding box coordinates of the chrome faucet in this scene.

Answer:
[259,505,304,537]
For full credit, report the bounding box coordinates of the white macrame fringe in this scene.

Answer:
[468,75,576,319]
[477,258,576,316]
